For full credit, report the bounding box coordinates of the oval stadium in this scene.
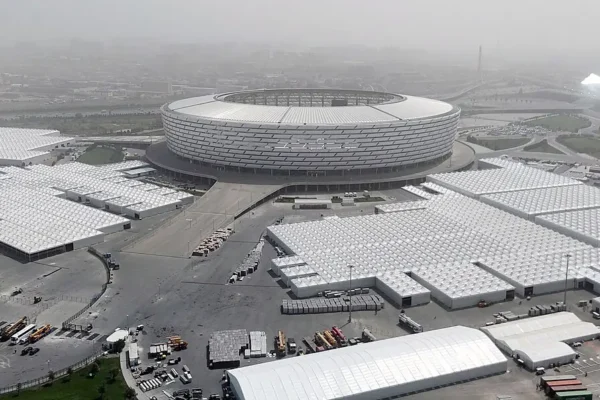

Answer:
[159,89,460,177]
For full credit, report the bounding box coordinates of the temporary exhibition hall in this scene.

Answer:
[267,158,600,308]
[0,161,193,261]
[228,326,507,400]
[481,312,600,370]
[0,127,74,166]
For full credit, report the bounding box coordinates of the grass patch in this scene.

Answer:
[466,136,530,150]
[354,196,385,203]
[523,114,591,133]
[523,139,564,154]
[556,135,600,158]
[77,146,124,165]
[0,358,130,400]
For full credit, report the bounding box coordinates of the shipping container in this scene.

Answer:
[540,375,577,388]
[554,390,593,400]
[550,385,585,396]
[547,380,582,388]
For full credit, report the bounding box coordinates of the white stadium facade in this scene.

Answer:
[161,89,460,177]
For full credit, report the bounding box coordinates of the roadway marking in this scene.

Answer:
[0,355,10,369]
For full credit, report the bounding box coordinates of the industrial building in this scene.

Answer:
[227,326,507,400]
[0,127,74,166]
[481,312,600,370]
[267,159,600,307]
[161,89,460,176]
[0,161,193,261]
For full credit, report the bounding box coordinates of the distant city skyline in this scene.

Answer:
[1,0,599,64]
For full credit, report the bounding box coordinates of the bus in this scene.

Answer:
[11,324,36,344]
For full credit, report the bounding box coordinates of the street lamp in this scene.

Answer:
[348,265,355,323]
[564,254,572,306]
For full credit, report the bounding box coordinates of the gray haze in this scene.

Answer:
[1,0,599,57]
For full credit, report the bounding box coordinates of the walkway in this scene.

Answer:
[122,181,281,258]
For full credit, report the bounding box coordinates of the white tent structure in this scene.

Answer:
[0,127,74,166]
[0,161,193,261]
[228,326,507,400]
[481,312,600,370]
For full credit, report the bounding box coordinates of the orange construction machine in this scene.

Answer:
[275,330,286,356]
[314,331,332,350]
[0,316,27,341]
[29,324,52,343]
[167,336,188,351]
[323,330,338,348]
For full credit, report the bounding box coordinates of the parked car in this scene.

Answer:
[21,347,32,356]
[29,348,40,355]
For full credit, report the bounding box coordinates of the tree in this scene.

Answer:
[67,366,73,376]
[108,367,119,383]
[113,339,126,354]
[98,384,106,400]
[48,370,55,382]
[16,382,22,395]
[90,361,100,375]
[124,387,137,399]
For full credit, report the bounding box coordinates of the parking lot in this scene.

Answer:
[0,249,108,386]
[113,195,600,399]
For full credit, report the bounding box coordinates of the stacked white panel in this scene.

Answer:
[374,201,428,214]
[268,185,597,305]
[0,197,103,249]
[412,263,514,309]
[536,209,600,246]
[0,185,128,233]
[0,163,187,218]
[0,127,74,165]
[420,181,454,195]
[271,256,306,275]
[482,185,600,218]
[402,185,433,199]
[375,271,431,306]
[429,161,580,198]
[0,219,64,254]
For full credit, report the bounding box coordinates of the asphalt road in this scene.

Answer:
[123,182,282,258]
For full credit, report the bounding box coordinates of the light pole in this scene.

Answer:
[348,265,354,323]
[186,218,192,229]
[564,254,572,306]
[126,314,129,333]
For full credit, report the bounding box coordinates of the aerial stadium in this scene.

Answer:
[155,89,462,180]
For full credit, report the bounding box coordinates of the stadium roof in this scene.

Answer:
[166,92,455,125]
[228,326,507,400]
[0,127,74,164]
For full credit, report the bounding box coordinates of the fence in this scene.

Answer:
[0,350,105,395]
[60,247,111,331]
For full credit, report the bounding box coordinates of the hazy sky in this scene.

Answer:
[1,0,598,56]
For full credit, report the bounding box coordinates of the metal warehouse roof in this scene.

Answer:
[228,326,507,400]
[0,127,74,163]
[167,94,454,124]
